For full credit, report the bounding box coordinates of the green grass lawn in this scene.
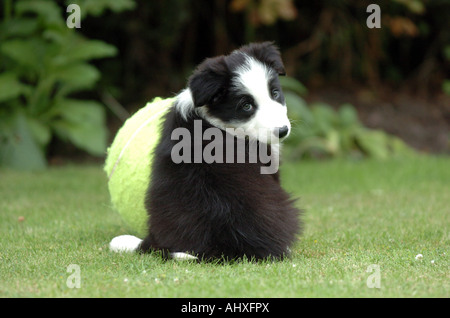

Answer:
[0,156,448,297]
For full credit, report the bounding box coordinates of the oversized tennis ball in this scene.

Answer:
[104,97,174,237]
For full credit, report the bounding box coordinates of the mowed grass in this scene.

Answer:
[0,156,448,297]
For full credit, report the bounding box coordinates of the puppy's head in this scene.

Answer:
[178,42,290,143]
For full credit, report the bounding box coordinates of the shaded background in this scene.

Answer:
[0,0,449,169]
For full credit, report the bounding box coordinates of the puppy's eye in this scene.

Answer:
[242,103,253,112]
[271,89,280,99]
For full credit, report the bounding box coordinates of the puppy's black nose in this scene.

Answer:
[276,125,289,138]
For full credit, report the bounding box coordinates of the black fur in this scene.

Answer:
[139,43,301,261]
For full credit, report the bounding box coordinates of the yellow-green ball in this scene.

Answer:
[104,97,174,237]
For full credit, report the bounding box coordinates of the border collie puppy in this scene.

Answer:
[112,42,301,261]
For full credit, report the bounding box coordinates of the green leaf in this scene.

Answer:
[0,72,30,102]
[388,136,415,157]
[356,129,389,159]
[338,103,360,128]
[51,63,101,95]
[26,117,51,147]
[1,18,39,38]
[62,40,117,62]
[284,91,313,124]
[0,112,47,170]
[51,99,107,156]
[15,0,65,27]
[310,103,338,135]
[1,38,44,69]
[280,76,308,96]
[324,129,340,155]
[338,127,357,153]
[295,137,331,158]
[47,32,117,64]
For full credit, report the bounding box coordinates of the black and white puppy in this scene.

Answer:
[110,42,301,261]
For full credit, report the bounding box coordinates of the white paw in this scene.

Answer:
[170,252,198,261]
[109,235,142,253]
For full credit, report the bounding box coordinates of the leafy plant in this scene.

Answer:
[0,0,135,170]
[281,77,415,160]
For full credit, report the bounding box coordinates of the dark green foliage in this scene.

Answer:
[0,0,134,170]
[282,77,415,160]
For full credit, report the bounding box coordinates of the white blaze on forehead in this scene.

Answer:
[233,56,274,102]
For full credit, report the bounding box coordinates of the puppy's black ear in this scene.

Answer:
[240,42,286,76]
[188,56,229,107]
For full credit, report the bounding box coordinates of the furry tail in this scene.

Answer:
[109,235,142,252]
